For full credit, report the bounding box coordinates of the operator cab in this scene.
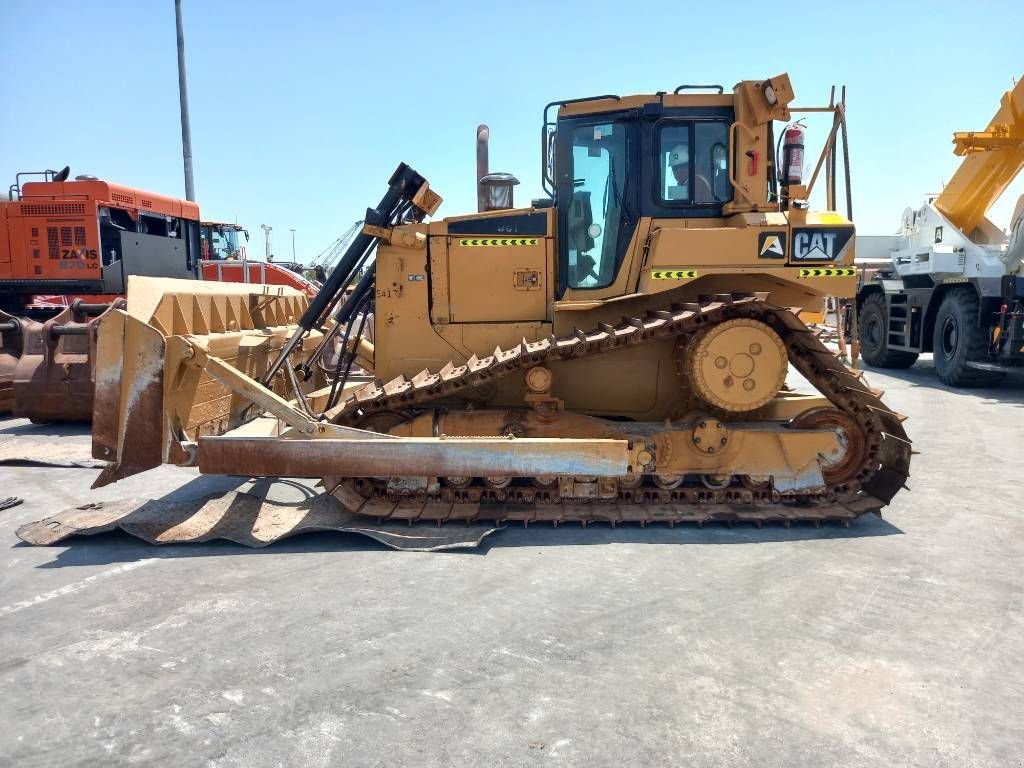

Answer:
[200,222,249,261]
[545,88,741,294]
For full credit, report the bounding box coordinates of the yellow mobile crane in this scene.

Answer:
[857,77,1024,385]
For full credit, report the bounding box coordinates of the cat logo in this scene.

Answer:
[757,231,786,259]
[792,226,854,261]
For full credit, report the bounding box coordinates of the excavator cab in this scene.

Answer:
[200,222,248,261]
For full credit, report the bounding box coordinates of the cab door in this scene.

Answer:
[555,115,638,297]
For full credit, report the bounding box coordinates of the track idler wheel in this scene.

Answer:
[653,474,684,490]
[684,318,788,412]
[789,407,867,485]
[700,474,733,490]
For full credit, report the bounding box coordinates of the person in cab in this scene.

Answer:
[666,144,713,203]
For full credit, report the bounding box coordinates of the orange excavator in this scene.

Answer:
[0,167,315,420]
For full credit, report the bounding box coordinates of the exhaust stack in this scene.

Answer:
[476,125,489,212]
[476,124,520,211]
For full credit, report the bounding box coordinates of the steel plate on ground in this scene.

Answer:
[15,491,503,551]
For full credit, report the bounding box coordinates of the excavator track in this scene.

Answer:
[323,293,912,526]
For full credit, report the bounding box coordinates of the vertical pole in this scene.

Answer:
[261,225,272,260]
[476,125,489,213]
[175,0,196,201]
[239,226,249,283]
[290,229,296,261]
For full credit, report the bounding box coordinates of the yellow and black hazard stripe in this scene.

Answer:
[797,267,856,278]
[651,269,699,280]
[458,238,538,247]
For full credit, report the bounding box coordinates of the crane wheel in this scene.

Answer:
[932,287,1004,387]
[685,318,787,412]
[858,292,919,369]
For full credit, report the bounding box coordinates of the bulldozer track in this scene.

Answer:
[323,293,912,526]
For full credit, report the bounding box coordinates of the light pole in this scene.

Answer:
[260,224,272,262]
[174,0,195,201]
[290,229,296,262]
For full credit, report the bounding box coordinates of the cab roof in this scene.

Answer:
[557,92,735,118]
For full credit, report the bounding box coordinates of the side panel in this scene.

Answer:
[2,200,101,286]
[0,205,9,267]
[428,235,451,324]
[447,237,548,322]
[375,241,460,382]
[112,231,196,293]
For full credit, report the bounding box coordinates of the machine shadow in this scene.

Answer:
[0,418,93,438]
[862,357,1024,406]
[481,512,903,550]
[24,510,903,568]
[17,462,904,567]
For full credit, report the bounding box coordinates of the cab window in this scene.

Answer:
[658,122,732,205]
[565,121,628,289]
[201,227,242,260]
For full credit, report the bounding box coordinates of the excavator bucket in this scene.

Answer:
[8,302,114,422]
[0,311,22,413]
[92,275,328,487]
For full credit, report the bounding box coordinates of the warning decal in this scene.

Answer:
[651,269,699,280]
[798,267,856,277]
[458,238,538,247]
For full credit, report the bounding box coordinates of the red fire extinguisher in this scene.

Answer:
[782,123,805,185]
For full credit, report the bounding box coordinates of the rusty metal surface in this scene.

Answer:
[0,355,16,413]
[15,491,502,551]
[91,310,167,487]
[334,495,877,526]
[91,278,326,488]
[11,305,111,423]
[0,311,24,414]
[198,435,629,478]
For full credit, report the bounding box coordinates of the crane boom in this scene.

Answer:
[310,220,364,269]
[934,78,1024,235]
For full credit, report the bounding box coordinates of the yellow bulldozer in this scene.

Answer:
[91,74,911,526]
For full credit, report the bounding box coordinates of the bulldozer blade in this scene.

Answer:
[90,276,327,488]
[15,491,502,551]
[91,309,167,488]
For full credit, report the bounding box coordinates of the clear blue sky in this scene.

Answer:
[2,0,1022,262]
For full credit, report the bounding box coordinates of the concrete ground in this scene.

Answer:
[1,356,1022,767]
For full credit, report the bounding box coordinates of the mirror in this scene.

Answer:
[544,128,557,188]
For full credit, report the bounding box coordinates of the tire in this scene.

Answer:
[858,292,919,369]
[932,287,1004,387]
